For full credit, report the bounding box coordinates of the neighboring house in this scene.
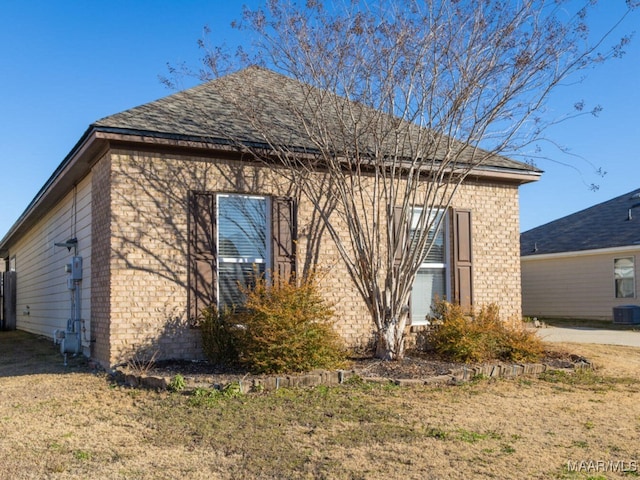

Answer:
[521,188,640,321]
[0,67,540,369]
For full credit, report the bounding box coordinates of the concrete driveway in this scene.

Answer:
[537,326,640,347]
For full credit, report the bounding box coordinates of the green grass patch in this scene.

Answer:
[73,450,91,461]
[542,317,640,331]
[142,381,449,476]
[539,368,638,390]
[457,429,501,443]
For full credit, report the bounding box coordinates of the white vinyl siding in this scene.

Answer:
[10,175,92,345]
[522,250,640,320]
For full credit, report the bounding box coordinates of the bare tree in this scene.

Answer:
[190,0,636,360]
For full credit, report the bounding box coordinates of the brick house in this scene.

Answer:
[0,67,540,368]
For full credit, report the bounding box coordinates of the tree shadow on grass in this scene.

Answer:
[0,330,90,378]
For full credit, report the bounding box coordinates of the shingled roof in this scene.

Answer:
[521,187,640,256]
[93,66,539,175]
[1,66,541,251]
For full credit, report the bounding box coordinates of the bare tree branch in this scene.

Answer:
[171,0,637,359]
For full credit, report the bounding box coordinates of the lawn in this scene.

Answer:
[1,331,639,479]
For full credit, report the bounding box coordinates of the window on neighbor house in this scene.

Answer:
[410,209,448,325]
[614,257,635,299]
[217,194,269,310]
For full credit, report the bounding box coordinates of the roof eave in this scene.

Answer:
[466,165,541,185]
[522,244,640,260]
[96,127,543,183]
[0,127,108,251]
[0,126,540,252]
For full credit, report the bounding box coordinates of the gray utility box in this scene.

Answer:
[613,305,640,325]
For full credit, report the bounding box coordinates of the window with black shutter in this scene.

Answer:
[188,192,296,320]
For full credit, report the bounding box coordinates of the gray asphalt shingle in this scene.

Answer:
[521,187,640,256]
[94,66,538,174]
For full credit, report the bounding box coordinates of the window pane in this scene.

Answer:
[423,226,445,264]
[411,268,446,324]
[615,257,635,299]
[218,196,267,259]
[217,194,269,310]
[219,263,266,310]
[410,209,444,264]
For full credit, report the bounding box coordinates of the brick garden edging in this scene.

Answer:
[113,357,592,393]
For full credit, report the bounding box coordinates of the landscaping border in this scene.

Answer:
[113,357,592,393]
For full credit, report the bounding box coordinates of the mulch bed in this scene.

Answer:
[141,348,582,386]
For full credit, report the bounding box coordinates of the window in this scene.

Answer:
[217,194,270,310]
[188,192,295,320]
[410,209,448,325]
[614,257,635,299]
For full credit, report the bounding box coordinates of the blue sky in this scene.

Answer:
[1,1,638,236]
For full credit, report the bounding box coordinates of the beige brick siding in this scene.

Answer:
[102,148,523,366]
[91,152,112,366]
[451,182,522,320]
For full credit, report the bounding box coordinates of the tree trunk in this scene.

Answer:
[374,310,409,360]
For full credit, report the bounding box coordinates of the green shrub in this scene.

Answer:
[427,301,543,363]
[189,382,244,406]
[232,272,347,374]
[198,306,241,366]
[168,374,186,392]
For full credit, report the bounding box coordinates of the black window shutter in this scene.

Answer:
[272,197,296,281]
[188,192,217,322]
[452,209,473,311]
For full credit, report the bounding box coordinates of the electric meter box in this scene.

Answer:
[71,256,83,280]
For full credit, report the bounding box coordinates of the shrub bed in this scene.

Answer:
[199,273,346,374]
[427,301,544,363]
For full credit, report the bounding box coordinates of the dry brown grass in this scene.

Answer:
[1,332,639,479]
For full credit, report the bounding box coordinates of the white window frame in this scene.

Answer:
[614,256,635,299]
[410,208,450,325]
[216,193,271,309]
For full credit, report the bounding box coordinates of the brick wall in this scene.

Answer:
[102,148,523,366]
[452,181,522,319]
[91,152,112,367]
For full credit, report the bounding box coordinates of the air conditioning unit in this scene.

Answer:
[613,305,640,325]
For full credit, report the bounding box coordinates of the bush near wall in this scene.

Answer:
[198,306,241,366]
[427,301,544,364]
[199,273,346,374]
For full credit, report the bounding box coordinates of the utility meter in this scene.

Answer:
[71,256,82,281]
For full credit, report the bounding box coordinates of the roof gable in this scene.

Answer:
[1,66,539,252]
[521,187,640,256]
[94,66,538,175]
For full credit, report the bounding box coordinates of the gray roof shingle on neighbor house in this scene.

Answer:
[521,187,640,256]
[93,66,539,175]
